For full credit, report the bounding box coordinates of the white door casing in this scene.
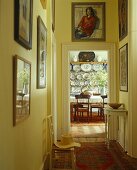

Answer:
[62,42,117,135]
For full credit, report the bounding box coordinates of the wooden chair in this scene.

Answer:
[75,94,90,122]
[90,94,107,120]
[90,103,103,118]
[47,115,77,170]
[90,93,102,119]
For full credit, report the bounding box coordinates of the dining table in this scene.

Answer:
[70,94,107,122]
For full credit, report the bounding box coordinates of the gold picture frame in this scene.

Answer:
[118,0,128,41]
[72,2,106,41]
[13,55,31,126]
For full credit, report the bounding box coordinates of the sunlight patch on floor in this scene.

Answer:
[70,124,106,138]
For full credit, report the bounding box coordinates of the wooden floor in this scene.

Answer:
[69,121,106,143]
[51,123,106,170]
[70,110,105,138]
[45,113,106,170]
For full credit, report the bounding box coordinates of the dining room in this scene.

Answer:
[69,50,108,121]
[69,50,108,139]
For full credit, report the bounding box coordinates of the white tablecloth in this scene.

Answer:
[70,95,102,103]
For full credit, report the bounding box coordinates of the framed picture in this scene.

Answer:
[118,0,128,41]
[119,44,128,92]
[40,0,47,9]
[72,2,105,41]
[13,55,31,126]
[14,0,33,49]
[52,0,55,32]
[37,16,47,88]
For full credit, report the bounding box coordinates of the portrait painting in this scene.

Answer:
[37,16,47,88]
[118,0,128,41]
[119,44,128,92]
[72,2,105,41]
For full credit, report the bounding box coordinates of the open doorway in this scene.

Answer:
[61,42,116,137]
[69,50,108,138]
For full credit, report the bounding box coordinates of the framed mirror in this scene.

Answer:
[13,55,31,126]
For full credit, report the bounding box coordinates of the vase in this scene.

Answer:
[22,84,28,94]
[100,86,106,95]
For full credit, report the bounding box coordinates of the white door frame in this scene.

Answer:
[62,42,117,135]
[52,33,57,143]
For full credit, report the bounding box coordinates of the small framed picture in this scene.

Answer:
[72,2,105,41]
[40,0,47,9]
[52,0,55,32]
[14,0,33,49]
[119,44,128,91]
[118,0,128,41]
[37,16,47,88]
[13,55,31,126]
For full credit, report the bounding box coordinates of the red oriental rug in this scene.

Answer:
[51,140,137,170]
[50,141,137,170]
[75,141,137,170]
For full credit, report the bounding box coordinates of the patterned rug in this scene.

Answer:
[52,140,137,170]
[76,142,124,170]
[76,141,137,170]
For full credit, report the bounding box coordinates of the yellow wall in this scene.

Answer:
[55,0,118,131]
[0,0,52,169]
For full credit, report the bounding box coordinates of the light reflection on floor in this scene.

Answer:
[70,123,106,142]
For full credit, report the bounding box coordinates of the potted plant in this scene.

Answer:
[90,69,108,95]
[96,70,108,94]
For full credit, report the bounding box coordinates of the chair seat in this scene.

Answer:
[91,103,103,108]
[52,147,75,170]
[47,115,78,170]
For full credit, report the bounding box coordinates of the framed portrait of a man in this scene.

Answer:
[118,0,128,41]
[72,2,105,42]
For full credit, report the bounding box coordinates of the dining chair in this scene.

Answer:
[90,94,107,120]
[75,94,90,122]
[47,115,80,170]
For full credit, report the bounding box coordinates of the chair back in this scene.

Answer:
[75,94,90,101]
[75,94,90,111]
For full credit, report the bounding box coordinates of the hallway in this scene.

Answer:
[51,124,137,170]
